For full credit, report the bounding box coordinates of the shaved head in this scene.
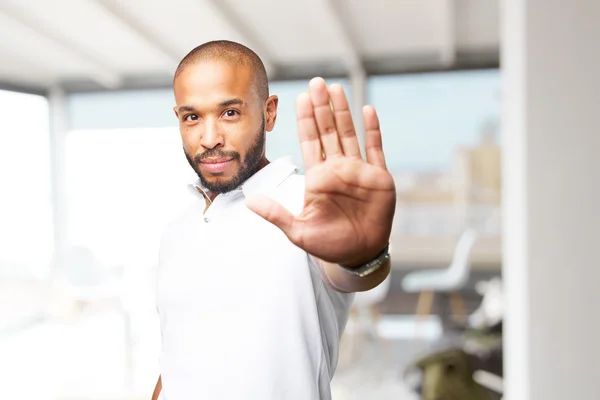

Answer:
[174,40,269,101]
[172,40,279,195]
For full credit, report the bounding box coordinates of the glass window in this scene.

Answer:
[368,69,501,173]
[369,70,502,236]
[64,127,195,268]
[0,90,53,278]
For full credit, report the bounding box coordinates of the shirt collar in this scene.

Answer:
[188,156,298,200]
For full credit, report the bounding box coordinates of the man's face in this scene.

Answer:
[173,60,277,194]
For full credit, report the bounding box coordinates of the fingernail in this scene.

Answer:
[296,92,311,102]
[329,83,343,92]
[309,77,326,88]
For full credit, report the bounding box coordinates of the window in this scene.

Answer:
[0,90,53,278]
[368,69,501,173]
[65,127,195,268]
[369,70,502,236]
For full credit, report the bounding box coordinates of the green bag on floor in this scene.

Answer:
[413,348,494,400]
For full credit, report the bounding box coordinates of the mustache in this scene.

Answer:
[193,149,241,164]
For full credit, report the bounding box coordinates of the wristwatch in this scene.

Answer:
[339,244,391,277]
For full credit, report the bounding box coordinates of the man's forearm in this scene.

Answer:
[151,375,162,400]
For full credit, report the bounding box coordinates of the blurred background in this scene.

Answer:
[0,0,597,399]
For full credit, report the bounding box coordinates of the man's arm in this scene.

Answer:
[317,257,390,293]
[151,375,162,400]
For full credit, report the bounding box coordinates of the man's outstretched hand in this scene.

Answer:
[247,77,396,267]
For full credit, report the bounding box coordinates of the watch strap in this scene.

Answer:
[339,245,390,277]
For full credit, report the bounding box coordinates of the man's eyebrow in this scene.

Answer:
[219,98,245,108]
[177,105,196,113]
[177,99,244,114]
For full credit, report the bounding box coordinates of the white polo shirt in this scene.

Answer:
[156,156,354,400]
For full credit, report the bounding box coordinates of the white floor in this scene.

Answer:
[332,315,442,400]
[0,310,442,400]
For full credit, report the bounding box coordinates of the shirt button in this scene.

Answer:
[204,217,210,223]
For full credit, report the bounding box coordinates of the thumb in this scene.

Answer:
[246,195,296,236]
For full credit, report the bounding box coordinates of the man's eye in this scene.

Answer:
[224,110,239,118]
[185,114,198,122]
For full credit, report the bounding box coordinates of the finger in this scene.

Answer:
[296,92,323,169]
[309,77,343,158]
[328,83,361,158]
[363,105,387,169]
[246,195,297,239]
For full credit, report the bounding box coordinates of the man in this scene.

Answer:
[152,40,396,400]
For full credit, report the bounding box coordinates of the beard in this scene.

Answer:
[185,118,266,194]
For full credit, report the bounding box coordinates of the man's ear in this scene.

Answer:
[265,95,279,132]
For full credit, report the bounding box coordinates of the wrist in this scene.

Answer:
[336,244,391,278]
[341,244,390,269]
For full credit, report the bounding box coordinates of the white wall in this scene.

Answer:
[502,0,600,398]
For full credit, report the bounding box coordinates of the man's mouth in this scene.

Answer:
[200,158,234,174]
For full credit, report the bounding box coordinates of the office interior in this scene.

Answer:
[0,1,597,399]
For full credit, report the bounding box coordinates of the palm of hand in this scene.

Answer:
[247,78,396,266]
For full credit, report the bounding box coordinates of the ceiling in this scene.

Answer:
[0,0,499,94]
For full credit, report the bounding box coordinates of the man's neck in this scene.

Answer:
[207,192,218,202]
[256,157,270,172]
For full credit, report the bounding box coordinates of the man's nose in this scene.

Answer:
[199,120,224,149]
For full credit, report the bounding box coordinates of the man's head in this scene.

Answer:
[173,40,278,194]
